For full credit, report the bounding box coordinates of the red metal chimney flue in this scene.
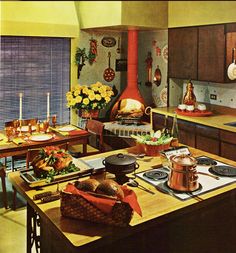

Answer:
[110,30,145,120]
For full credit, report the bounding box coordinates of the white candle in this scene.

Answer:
[19,93,23,120]
[47,92,50,119]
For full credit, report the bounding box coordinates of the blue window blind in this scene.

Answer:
[0,36,70,128]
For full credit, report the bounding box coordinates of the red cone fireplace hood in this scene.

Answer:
[110,29,145,120]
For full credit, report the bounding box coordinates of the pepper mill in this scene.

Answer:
[183,80,196,106]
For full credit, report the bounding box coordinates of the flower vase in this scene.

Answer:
[79,109,99,119]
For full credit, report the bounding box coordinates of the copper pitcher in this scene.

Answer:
[168,154,199,192]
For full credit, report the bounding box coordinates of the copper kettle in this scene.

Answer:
[168,154,199,192]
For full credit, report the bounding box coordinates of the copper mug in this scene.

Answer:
[168,154,199,192]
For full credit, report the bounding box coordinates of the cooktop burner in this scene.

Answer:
[164,181,203,194]
[196,157,217,166]
[209,165,236,177]
[143,170,168,181]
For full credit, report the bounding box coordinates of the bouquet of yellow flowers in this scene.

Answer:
[66,82,114,110]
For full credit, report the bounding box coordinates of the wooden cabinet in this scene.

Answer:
[168,27,198,80]
[152,111,236,161]
[168,23,236,83]
[198,25,225,82]
[195,125,220,155]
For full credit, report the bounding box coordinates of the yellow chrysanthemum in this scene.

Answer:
[88,93,96,101]
[74,89,81,96]
[92,103,98,109]
[83,98,90,105]
[75,96,82,103]
[95,94,102,101]
[105,96,111,103]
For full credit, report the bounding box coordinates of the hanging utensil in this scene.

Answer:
[116,37,121,54]
[153,65,162,86]
[227,48,236,80]
[103,52,115,82]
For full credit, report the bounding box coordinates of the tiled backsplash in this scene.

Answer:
[170,79,236,109]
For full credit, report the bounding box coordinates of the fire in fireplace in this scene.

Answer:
[110,29,146,123]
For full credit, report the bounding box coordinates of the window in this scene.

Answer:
[0,36,70,128]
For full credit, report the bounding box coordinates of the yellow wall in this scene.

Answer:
[122,1,168,29]
[76,1,122,29]
[1,1,79,37]
[168,1,236,28]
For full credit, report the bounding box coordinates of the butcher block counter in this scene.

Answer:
[8,147,236,253]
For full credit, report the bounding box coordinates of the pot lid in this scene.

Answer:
[170,154,196,166]
[104,153,136,166]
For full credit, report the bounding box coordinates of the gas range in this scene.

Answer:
[136,156,236,201]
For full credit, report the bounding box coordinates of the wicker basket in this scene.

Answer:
[60,191,133,227]
[137,142,170,156]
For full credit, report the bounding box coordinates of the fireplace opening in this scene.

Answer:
[110,29,146,124]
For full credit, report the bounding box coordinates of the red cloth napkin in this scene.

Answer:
[68,130,88,136]
[64,184,142,216]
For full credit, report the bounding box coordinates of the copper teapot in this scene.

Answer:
[168,154,199,192]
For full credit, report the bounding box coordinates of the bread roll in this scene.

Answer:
[96,179,124,200]
[75,179,100,192]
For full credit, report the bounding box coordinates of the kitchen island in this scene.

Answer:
[8,146,236,253]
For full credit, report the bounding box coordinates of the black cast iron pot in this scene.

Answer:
[103,153,139,184]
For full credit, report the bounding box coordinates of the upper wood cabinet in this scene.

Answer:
[168,27,198,80]
[168,23,236,83]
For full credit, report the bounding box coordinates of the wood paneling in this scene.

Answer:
[198,25,225,82]
[168,27,198,79]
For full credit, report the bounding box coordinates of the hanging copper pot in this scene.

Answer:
[153,65,162,86]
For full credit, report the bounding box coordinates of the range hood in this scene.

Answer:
[1,2,79,37]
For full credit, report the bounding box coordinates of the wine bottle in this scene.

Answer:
[171,113,179,147]
[162,114,169,135]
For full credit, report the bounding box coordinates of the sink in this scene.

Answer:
[224,122,236,127]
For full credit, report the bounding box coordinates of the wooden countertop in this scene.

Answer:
[151,106,236,133]
[8,147,236,253]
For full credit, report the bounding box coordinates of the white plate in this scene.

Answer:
[58,126,76,132]
[29,134,53,142]
[18,126,36,132]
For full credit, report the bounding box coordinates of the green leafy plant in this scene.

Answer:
[75,47,88,66]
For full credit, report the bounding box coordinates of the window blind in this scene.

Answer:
[0,36,70,129]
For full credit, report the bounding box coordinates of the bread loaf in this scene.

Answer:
[75,179,100,192]
[96,179,124,200]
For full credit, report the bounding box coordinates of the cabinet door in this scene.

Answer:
[196,125,220,155]
[168,27,198,79]
[198,25,225,82]
[220,130,236,161]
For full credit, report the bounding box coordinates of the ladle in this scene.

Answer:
[127,179,155,194]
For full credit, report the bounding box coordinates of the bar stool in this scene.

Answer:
[0,163,8,209]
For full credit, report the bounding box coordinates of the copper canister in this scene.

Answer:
[168,154,199,192]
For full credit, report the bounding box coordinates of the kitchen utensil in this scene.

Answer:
[168,154,199,192]
[116,37,121,54]
[227,48,236,80]
[197,171,219,180]
[103,153,139,184]
[103,52,115,82]
[127,178,155,194]
[153,65,162,86]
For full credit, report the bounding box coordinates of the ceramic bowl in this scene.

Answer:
[197,104,206,111]
[178,104,187,111]
[186,105,195,112]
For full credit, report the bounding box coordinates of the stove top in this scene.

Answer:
[136,156,236,201]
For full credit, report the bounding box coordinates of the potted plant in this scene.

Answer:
[75,47,88,78]
[66,82,114,118]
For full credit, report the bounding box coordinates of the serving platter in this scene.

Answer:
[18,126,36,132]
[175,109,213,117]
[29,134,53,142]
[20,158,104,188]
[58,125,77,132]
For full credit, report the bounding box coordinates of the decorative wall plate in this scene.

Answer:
[101,37,116,47]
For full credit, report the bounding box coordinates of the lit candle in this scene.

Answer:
[19,93,23,120]
[47,92,50,119]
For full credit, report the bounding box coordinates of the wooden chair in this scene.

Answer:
[5,118,38,171]
[0,164,8,209]
[68,119,107,157]
[12,142,68,210]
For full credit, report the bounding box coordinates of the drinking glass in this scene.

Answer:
[52,114,57,128]
[43,120,49,133]
[5,126,14,142]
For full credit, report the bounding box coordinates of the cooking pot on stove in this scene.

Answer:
[168,154,199,192]
[103,153,139,184]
